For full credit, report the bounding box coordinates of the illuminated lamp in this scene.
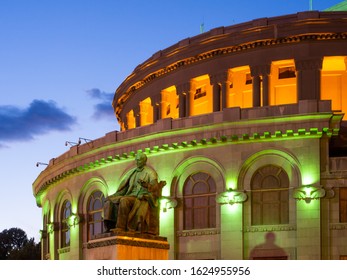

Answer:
[216,189,248,205]
[293,185,325,203]
[160,197,177,212]
[67,213,81,228]
[47,223,55,234]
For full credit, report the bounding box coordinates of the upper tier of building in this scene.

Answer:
[113,11,347,131]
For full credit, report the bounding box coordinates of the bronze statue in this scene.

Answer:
[103,152,165,235]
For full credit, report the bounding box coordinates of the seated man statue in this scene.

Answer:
[103,152,165,235]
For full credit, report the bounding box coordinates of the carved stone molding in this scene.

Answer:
[35,125,333,200]
[87,234,169,250]
[244,225,296,232]
[330,223,347,230]
[216,190,248,205]
[176,228,220,237]
[116,32,346,112]
[176,82,190,94]
[68,213,81,228]
[294,57,323,71]
[209,71,228,85]
[323,186,335,199]
[58,247,70,255]
[250,64,271,77]
[47,222,59,233]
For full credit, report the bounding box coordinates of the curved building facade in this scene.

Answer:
[34,11,347,260]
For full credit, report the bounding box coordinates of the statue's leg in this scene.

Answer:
[116,196,136,231]
[103,200,117,232]
[147,206,159,235]
[127,199,142,232]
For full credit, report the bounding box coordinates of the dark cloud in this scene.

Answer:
[87,88,114,120]
[0,100,77,144]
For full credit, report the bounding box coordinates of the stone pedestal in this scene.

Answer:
[86,231,169,260]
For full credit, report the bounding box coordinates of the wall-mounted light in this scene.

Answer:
[67,213,80,228]
[216,189,248,205]
[65,141,78,147]
[293,185,326,203]
[36,162,48,167]
[160,197,177,212]
[78,137,92,145]
[47,223,55,234]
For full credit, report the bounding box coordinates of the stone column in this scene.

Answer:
[250,64,271,107]
[262,75,270,106]
[152,95,161,123]
[209,71,228,111]
[295,57,323,100]
[133,106,140,128]
[177,83,190,118]
[252,75,261,107]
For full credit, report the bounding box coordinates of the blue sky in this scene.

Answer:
[0,0,340,241]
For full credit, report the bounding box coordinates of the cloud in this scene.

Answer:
[87,88,114,120]
[0,100,77,144]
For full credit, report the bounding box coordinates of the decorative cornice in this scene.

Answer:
[244,225,296,232]
[115,32,347,116]
[58,247,70,254]
[87,235,169,250]
[34,125,333,205]
[294,57,323,71]
[176,228,220,237]
[330,223,347,230]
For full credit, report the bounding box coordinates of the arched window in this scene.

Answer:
[161,86,179,119]
[61,200,71,248]
[227,66,253,108]
[140,97,153,126]
[190,75,213,116]
[183,172,216,230]
[321,56,347,121]
[87,191,105,239]
[251,165,289,225]
[270,59,297,106]
[126,110,136,129]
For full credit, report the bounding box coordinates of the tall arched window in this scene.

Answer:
[251,165,289,225]
[87,191,105,239]
[183,172,216,230]
[61,200,71,248]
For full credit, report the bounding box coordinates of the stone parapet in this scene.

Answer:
[85,232,169,260]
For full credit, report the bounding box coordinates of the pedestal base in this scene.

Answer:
[86,231,169,260]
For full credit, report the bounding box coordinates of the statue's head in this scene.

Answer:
[135,152,147,168]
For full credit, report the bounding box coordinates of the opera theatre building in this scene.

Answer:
[33,6,347,260]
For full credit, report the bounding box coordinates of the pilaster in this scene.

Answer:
[209,71,228,111]
[250,64,271,107]
[177,83,190,118]
[295,57,323,100]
